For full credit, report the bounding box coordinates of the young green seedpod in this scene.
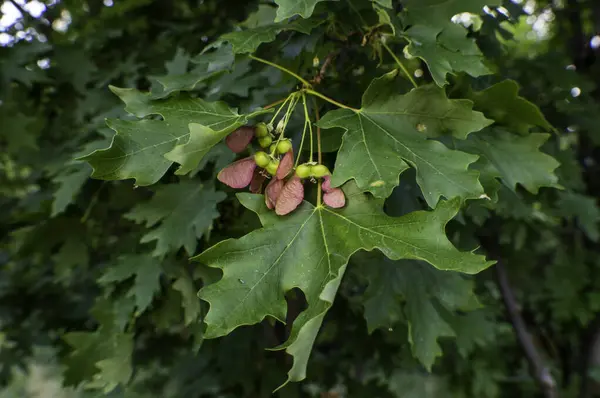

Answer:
[258,136,273,148]
[255,122,269,138]
[276,139,292,154]
[295,164,311,179]
[265,159,280,175]
[311,164,330,178]
[254,151,271,168]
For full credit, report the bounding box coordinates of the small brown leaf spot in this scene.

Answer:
[416,123,427,132]
[370,180,385,187]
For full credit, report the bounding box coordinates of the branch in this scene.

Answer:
[311,51,339,85]
[495,258,558,398]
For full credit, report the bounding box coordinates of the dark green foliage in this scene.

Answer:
[2,0,600,397]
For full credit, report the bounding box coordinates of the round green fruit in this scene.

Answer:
[266,160,280,175]
[269,143,277,153]
[258,136,272,148]
[276,139,292,154]
[255,122,269,138]
[295,164,311,179]
[254,151,271,168]
[311,164,330,178]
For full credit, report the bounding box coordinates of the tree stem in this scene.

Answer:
[381,40,418,89]
[495,258,558,398]
[313,96,323,206]
[249,55,312,87]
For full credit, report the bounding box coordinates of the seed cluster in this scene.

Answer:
[217,124,345,215]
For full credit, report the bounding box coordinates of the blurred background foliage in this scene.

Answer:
[1,0,600,397]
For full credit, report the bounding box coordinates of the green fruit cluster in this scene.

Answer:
[295,164,330,178]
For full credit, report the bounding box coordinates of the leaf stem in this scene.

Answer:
[312,97,322,165]
[295,117,308,168]
[381,40,418,89]
[304,89,359,111]
[248,54,312,87]
[301,93,314,163]
[271,94,299,157]
[263,97,287,110]
[269,94,292,126]
[313,96,323,207]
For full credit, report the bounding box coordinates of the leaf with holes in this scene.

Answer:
[318,71,491,206]
[193,182,492,388]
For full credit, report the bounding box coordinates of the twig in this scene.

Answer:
[495,259,558,398]
[312,51,339,85]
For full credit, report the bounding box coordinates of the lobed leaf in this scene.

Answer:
[193,182,493,387]
[319,71,492,206]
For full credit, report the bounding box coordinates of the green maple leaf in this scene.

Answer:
[274,0,329,22]
[149,47,234,98]
[79,86,268,185]
[555,191,600,241]
[51,163,91,216]
[172,273,203,325]
[400,0,501,86]
[98,254,163,315]
[150,68,224,99]
[460,128,560,194]
[193,182,492,387]
[449,310,497,357]
[63,299,133,392]
[470,80,553,134]
[403,23,492,86]
[403,0,501,29]
[318,71,491,206]
[125,181,226,257]
[357,254,479,369]
[221,18,323,54]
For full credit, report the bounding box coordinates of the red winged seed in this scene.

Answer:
[225,126,255,153]
[249,169,267,193]
[217,157,256,189]
[323,188,346,208]
[322,175,333,192]
[275,178,304,215]
[265,178,284,209]
[276,150,294,180]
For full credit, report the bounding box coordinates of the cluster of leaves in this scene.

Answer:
[2,0,600,397]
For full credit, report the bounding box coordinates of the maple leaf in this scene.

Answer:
[172,272,203,326]
[555,191,600,241]
[98,254,163,315]
[51,163,91,217]
[63,299,133,392]
[193,182,493,387]
[79,86,268,185]
[459,128,560,194]
[274,0,329,22]
[221,19,323,54]
[470,80,553,134]
[125,181,226,257]
[400,0,501,86]
[318,71,491,206]
[356,253,479,369]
